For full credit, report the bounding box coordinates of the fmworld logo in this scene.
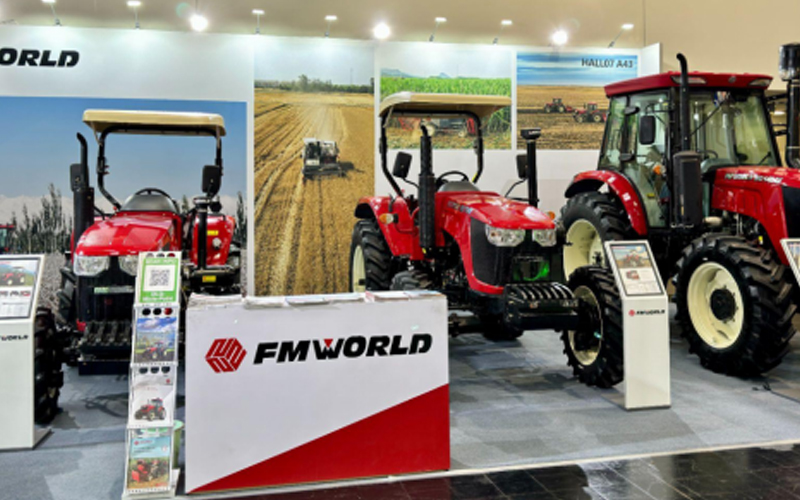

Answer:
[628,309,666,317]
[0,334,29,342]
[0,48,79,68]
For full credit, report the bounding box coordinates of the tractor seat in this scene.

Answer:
[439,181,480,192]
[120,194,179,214]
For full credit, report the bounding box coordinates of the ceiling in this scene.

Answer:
[0,0,646,48]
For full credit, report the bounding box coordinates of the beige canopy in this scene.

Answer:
[83,110,226,136]
[379,92,511,119]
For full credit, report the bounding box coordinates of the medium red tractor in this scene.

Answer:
[59,110,241,373]
[350,92,625,387]
[0,224,13,254]
[135,398,167,421]
[560,44,800,377]
[543,97,575,114]
[573,103,607,124]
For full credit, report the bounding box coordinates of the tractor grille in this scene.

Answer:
[77,258,135,325]
[783,187,800,238]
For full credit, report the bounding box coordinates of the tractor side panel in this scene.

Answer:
[565,171,648,235]
[191,214,235,266]
[355,197,425,260]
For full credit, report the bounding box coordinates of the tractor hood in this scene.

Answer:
[715,166,800,188]
[439,192,555,230]
[76,213,177,257]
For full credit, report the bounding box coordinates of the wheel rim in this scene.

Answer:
[568,285,603,366]
[686,262,744,349]
[351,245,366,292]
[564,219,606,276]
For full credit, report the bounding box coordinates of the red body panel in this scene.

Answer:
[76,212,181,257]
[605,71,772,97]
[567,171,649,235]
[191,214,236,266]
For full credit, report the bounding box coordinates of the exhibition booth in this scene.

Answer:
[4,16,800,500]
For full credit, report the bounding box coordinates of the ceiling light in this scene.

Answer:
[493,20,512,45]
[551,29,569,47]
[42,0,61,26]
[622,23,634,30]
[501,19,513,26]
[429,17,446,42]
[41,0,55,3]
[190,13,208,32]
[127,1,141,29]
[325,15,337,22]
[373,22,391,40]
[252,9,264,15]
[127,0,141,6]
[609,24,634,47]
[325,15,337,37]
[253,9,264,34]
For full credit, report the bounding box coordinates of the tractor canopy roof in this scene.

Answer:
[605,71,773,97]
[379,92,511,119]
[83,110,226,137]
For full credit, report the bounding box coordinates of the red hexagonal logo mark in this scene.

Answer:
[206,338,247,373]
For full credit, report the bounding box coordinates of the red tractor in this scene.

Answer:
[573,103,607,124]
[1,264,27,286]
[543,97,575,114]
[59,110,241,373]
[350,92,624,387]
[560,44,800,377]
[0,224,13,254]
[135,397,167,421]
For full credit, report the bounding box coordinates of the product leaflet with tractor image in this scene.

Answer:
[560,44,800,377]
[59,110,242,374]
[349,92,624,387]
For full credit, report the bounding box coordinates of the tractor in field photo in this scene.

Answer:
[59,110,242,374]
[301,138,344,179]
[573,103,607,123]
[560,44,800,377]
[349,92,625,387]
[543,97,575,114]
[134,398,167,421]
[0,264,27,286]
[0,224,13,254]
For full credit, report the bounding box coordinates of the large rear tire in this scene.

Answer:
[561,266,623,388]
[349,219,393,292]
[674,235,796,376]
[34,308,63,424]
[560,192,635,277]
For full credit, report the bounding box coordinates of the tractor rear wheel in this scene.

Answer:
[560,192,634,277]
[674,235,796,376]
[544,105,553,113]
[561,266,623,388]
[349,219,393,292]
[34,308,63,424]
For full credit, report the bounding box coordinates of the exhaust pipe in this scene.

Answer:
[418,125,436,255]
[677,53,692,151]
[520,128,541,207]
[70,133,95,253]
[672,54,703,228]
[780,43,800,168]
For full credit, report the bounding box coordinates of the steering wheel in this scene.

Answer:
[135,188,173,198]
[436,171,470,189]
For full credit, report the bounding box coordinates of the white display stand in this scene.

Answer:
[0,254,48,450]
[605,241,671,410]
[185,291,449,494]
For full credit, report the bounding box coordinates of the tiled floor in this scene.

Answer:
[236,444,800,499]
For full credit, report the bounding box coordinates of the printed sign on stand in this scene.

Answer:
[605,241,670,410]
[0,257,40,319]
[132,307,179,365]
[129,366,177,427]
[124,427,174,495]
[135,252,182,305]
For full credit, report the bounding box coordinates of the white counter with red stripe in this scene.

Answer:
[185,292,449,494]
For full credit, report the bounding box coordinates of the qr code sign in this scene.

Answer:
[144,265,175,291]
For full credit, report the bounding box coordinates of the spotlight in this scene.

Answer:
[429,17,446,42]
[609,23,634,47]
[492,20,512,45]
[551,29,568,47]
[373,22,391,40]
[127,1,142,30]
[42,0,61,26]
[325,15,337,38]
[253,9,264,34]
[190,13,208,32]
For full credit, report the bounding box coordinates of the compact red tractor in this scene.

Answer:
[543,97,575,114]
[0,224,13,254]
[350,92,624,387]
[135,398,167,421]
[573,103,606,124]
[59,110,241,373]
[561,44,800,376]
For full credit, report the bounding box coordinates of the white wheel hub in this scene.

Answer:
[568,285,603,366]
[351,245,366,292]
[686,261,744,350]
[564,219,606,277]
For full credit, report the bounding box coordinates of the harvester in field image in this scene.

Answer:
[301,138,352,180]
[349,92,624,388]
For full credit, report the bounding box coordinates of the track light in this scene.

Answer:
[41,0,61,27]
[190,13,208,32]
[609,23,634,48]
[492,20,512,45]
[373,22,391,40]
[325,15,337,38]
[429,17,446,42]
[551,29,569,47]
[253,9,264,34]
[127,1,141,30]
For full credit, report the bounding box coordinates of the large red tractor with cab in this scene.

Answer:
[560,44,800,377]
[350,92,624,387]
[543,98,574,114]
[573,103,606,124]
[59,110,241,373]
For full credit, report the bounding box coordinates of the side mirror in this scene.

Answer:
[639,115,657,145]
[392,152,412,179]
[202,165,222,196]
[624,105,640,117]
[516,154,528,179]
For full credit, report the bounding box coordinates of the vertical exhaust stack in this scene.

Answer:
[418,125,436,255]
[69,133,95,253]
[520,128,542,207]
[672,53,704,228]
[677,54,692,151]
[780,43,800,169]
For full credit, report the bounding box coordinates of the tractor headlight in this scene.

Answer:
[119,255,139,276]
[74,255,109,277]
[485,225,525,247]
[532,228,557,247]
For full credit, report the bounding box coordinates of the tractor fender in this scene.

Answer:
[354,196,423,259]
[564,171,648,235]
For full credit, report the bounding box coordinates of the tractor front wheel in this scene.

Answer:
[674,235,796,376]
[349,219,393,292]
[34,308,63,424]
[557,105,566,113]
[592,113,603,123]
[575,114,585,123]
[561,266,623,388]
[390,269,434,291]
